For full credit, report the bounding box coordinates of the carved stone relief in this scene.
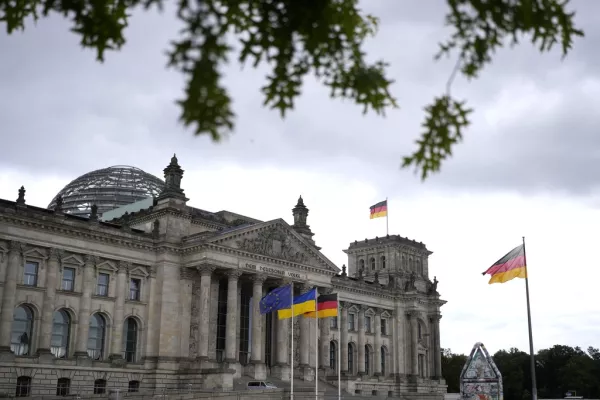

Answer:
[236,227,308,264]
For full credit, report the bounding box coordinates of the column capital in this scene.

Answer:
[340,301,351,310]
[374,307,384,316]
[358,304,368,313]
[48,247,62,262]
[226,270,243,280]
[428,314,442,322]
[250,273,267,284]
[83,254,97,267]
[406,309,420,319]
[149,265,158,278]
[9,240,23,254]
[319,287,333,295]
[118,261,130,273]
[198,265,216,277]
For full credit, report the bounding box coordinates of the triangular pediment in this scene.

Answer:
[206,219,339,273]
[130,265,149,278]
[460,342,501,381]
[61,254,84,266]
[96,259,118,272]
[23,247,47,260]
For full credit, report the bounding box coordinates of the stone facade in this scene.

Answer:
[0,156,446,398]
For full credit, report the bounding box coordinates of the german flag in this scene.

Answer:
[482,245,527,284]
[303,293,338,318]
[370,200,387,219]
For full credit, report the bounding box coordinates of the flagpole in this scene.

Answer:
[385,197,389,236]
[290,283,294,400]
[314,287,319,400]
[523,237,538,400]
[337,300,341,400]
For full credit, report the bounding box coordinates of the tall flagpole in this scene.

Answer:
[314,287,319,400]
[523,237,538,400]
[290,283,294,400]
[385,197,389,236]
[337,300,341,400]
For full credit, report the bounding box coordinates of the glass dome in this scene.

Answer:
[47,165,165,218]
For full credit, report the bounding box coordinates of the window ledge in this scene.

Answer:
[17,284,45,292]
[125,299,147,306]
[57,289,82,297]
[92,295,115,301]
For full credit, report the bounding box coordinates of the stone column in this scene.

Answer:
[249,274,266,379]
[110,261,129,363]
[144,266,158,361]
[433,315,442,379]
[74,255,96,362]
[225,271,242,363]
[374,308,382,376]
[179,268,193,359]
[272,282,290,380]
[0,241,21,355]
[407,311,419,377]
[197,266,215,360]
[395,304,406,377]
[299,284,310,365]
[339,302,349,374]
[357,305,366,375]
[319,289,331,372]
[37,248,61,360]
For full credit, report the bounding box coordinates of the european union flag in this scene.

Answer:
[259,284,292,315]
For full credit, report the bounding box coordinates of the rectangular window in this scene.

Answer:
[23,261,38,286]
[61,267,75,291]
[348,314,355,331]
[129,278,141,301]
[365,316,372,333]
[97,273,109,296]
[381,319,387,335]
[239,291,251,365]
[330,317,338,329]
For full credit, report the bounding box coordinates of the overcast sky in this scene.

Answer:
[1,1,599,358]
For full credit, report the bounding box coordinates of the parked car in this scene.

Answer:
[247,381,278,389]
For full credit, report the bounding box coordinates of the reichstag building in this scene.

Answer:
[0,156,446,398]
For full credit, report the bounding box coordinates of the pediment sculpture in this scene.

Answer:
[236,228,308,264]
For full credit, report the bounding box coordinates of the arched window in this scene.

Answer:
[370,258,375,270]
[87,314,106,360]
[381,347,386,376]
[124,317,138,363]
[11,305,33,356]
[359,259,365,271]
[329,341,336,369]
[56,378,70,397]
[94,379,107,394]
[348,343,354,374]
[365,345,371,375]
[381,256,386,269]
[51,310,70,358]
[418,322,423,340]
[417,259,423,274]
[15,376,31,397]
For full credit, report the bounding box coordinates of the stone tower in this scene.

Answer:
[291,196,320,250]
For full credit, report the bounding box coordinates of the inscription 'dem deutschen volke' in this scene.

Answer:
[243,263,303,280]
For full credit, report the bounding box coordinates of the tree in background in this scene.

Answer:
[442,344,600,400]
[0,0,584,179]
[441,348,467,393]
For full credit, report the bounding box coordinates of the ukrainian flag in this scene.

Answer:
[277,288,317,320]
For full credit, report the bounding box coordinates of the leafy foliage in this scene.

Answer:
[0,0,584,179]
[442,344,600,400]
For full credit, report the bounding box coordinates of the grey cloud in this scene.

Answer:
[1,1,599,197]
